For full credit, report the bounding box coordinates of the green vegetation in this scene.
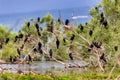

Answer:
[0,0,120,79]
[0,68,120,80]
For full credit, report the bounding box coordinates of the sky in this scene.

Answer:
[0,0,101,15]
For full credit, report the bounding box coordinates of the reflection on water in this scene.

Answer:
[0,61,88,74]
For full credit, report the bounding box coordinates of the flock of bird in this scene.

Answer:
[0,12,114,67]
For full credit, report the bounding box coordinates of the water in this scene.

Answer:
[0,61,88,74]
[0,0,101,31]
[0,8,90,31]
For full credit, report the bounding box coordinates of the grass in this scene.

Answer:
[0,68,120,80]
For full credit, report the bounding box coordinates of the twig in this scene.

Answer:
[107,63,117,80]
[73,31,90,45]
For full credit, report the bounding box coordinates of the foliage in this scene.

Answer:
[41,13,54,24]
[0,69,120,80]
[0,0,120,79]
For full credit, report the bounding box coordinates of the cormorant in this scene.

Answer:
[49,49,53,58]
[89,30,93,36]
[65,19,69,25]
[69,53,73,60]
[24,36,28,43]
[38,48,43,54]
[88,43,94,52]
[100,53,107,63]
[9,56,13,63]
[13,56,17,62]
[37,31,41,37]
[37,17,40,22]
[35,23,39,31]
[28,55,32,62]
[70,34,75,42]
[103,20,108,28]
[17,48,21,55]
[24,34,30,43]
[38,42,42,50]
[58,18,61,23]
[100,12,108,29]
[0,43,2,49]
[100,12,104,18]
[95,7,98,10]
[56,38,60,49]
[80,25,84,31]
[27,22,30,28]
[20,44,24,50]
[33,47,37,54]
[14,36,18,42]
[5,38,9,44]
[18,33,23,39]
[114,46,118,51]
[63,38,66,43]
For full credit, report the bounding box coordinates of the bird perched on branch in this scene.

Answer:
[114,46,118,51]
[37,17,40,22]
[70,34,75,42]
[65,19,69,25]
[100,12,108,29]
[100,53,107,64]
[28,55,32,62]
[37,31,41,37]
[49,49,53,59]
[14,36,19,42]
[33,48,37,54]
[35,24,41,36]
[88,42,102,52]
[38,42,42,50]
[35,23,39,31]
[89,30,93,36]
[5,38,9,44]
[100,12,104,18]
[78,24,84,31]
[80,24,84,31]
[57,18,62,24]
[20,44,24,50]
[17,48,21,55]
[56,37,60,49]
[18,33,23,39]
[69,53,73,61]
[0,43,2,49]
[13,56,17,62]
[9,56,13,63]
[24,34,31,43]
[27,22,30,28]
[63,37,66,43]
[38,48,43,54]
